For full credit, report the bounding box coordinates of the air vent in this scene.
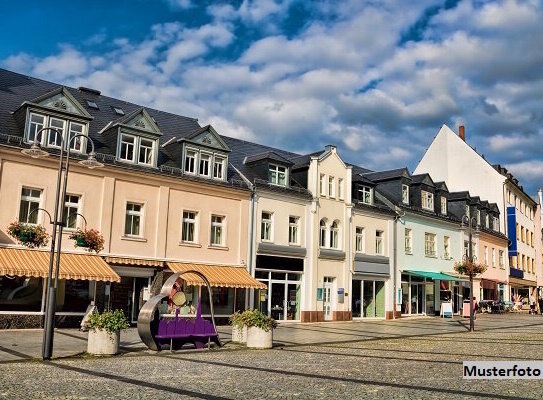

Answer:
[113,106,124,116]
[86,100,99,109]
[78,86,101,95]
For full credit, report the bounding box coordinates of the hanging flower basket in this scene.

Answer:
[7,221,49,248]
[454,260,488,277]
[69,228,105,253]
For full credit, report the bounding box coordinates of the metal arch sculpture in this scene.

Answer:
[137,271,221,351]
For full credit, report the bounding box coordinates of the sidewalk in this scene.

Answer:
[1,313,541,362]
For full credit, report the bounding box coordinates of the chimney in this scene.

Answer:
[459,125,465,141]
[538,187,542,206]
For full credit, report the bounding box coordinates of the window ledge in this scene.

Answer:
[121,235,147,242]
[405,251,413,255]
[288,243,301,247]
[179,242,201,248]
[425,254,437,258]
[208,245,229,251]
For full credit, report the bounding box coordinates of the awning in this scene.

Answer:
[105,256,164,268]
[509,276,537,287]
[0,247,120,282]
[405,270,467,282]
[167,262,267,289]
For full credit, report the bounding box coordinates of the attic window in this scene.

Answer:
[113,107,124,116]
[86,100,99,109]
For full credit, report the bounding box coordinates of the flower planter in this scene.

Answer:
[76,237,89,247]
[20,232,35,243]
[231,325,247,343]
[87,329,120,355]
[246,326,273,349]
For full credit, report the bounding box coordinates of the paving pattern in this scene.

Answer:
[1,314,543,399]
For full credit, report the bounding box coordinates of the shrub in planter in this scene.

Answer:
[229,311,247,343]
[69,228,105,253]
[238,309,277,349]
[7,221,49,248]
[86,309,130,355]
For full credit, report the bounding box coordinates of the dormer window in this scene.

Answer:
[359,186,372,205]
[120,134,135,162]
[440,197,447,215]
[269,164,287,186]
[199,153,211,177]
[465,205,470,218]
[183,147,227,181]
[118,133,156,166]
[402,184,409,204]
[184,149,197,173]
[139,138,154,166]
[26,112,88,153]
[476,210,481,226]
[421,191,434,211]
[213,156,225,180]
[485,214,489,229]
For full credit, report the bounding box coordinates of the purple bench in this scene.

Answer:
[154,298,220,350]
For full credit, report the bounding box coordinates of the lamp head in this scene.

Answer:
[21,142,49,159]
[78,152,104,169]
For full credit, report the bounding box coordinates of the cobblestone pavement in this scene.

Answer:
[1,315,543,399]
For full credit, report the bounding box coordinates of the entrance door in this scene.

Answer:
[270,282,285,321]
[323,277,333,320]
[453,285,461,314]
[410,283,425,314]
[286,283,300,320]
[131,277,149,323]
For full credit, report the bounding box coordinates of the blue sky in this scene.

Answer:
[2,0,543,195]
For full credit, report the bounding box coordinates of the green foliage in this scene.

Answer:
[68,228,105,253]
[454,260,487,277]
[7,220,49,248]
[87,309,130,334]
[230,309,277,332]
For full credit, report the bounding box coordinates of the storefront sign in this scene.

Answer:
[317,288,323,301]
[338,288,345,303]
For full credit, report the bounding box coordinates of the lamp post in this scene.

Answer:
[22,128,103,360]
[461,214,479,332]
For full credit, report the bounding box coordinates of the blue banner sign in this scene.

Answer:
[507,206,517,256]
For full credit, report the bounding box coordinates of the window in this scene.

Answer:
[261,212,273,242]
[86,100,99,109]
[359,186,372,205]
[421,191,434,211]
[356,227,365,253]
[27,112,88,152]
[443,236,450,259]
[268,164,287,186]
[113,107,124,116]
[402,185,409,204]
[465,205,470,218]
[424,233,436,257]
[181,211,197,243]
[28,113,45,143]
[47,117,65,148]
[328,176,335,198]
[330,220,339,249]
[521,226,525,243]
[493,217,499,231]
[139,138,154,166]
[320,219,327,247]
[199,153,211,177]
[338,179,344,200]
[213,156,225,180]
[464,240,469,257]
[499,250,504,268]
[185,150,196,174]
[441,197,447,215]
[210,215,225,246]
[531,232,534,247]
[375,230,384,255]
[492,248,496,267]
[124,202,143,237]
[320,174,326,196]
[485,214,489,229]
[19,188,41,224]
[289,216,299,245]
[69,122,84,151]
[476,210,481,226]
[120,134,135,162]
[63,195,80,229]
[404,228,412,254]
[484,246,488,264]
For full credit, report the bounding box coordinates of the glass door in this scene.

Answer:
[363,280,374,317]
[410,283,425,315]
[352,280,362,318]
[270,282,285,321]
[286,283,300,320]
[323,277,333,320]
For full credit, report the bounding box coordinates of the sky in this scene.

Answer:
[2,0,543,195]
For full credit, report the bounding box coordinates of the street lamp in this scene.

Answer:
[461,214,479,332]
[21,127,103,360]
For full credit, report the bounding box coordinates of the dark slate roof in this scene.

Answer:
[448,191,471,201]
[434,181,449,192]
[362,168,410,182]
[244,150,294,166]
[410,173,435,186]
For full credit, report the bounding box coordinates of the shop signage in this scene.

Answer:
[338,288,345,303]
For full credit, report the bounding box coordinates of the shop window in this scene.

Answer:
[0,276,43,312]
[56,280,92,312]
[19,187,42,224]
[201,287,235,315]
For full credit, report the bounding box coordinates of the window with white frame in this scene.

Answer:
[441,197,447,215]
[492,248,496,267]
[499,250,504,267]
[289,216,299,245]
[424,233,436,257]
[47,117,65,148]
[210,215,225,246]
[63,194,80,229]
[493,217,499,231]
[338,179,344,200]
[404,228,412,254]
[465,205,470,218]
[402,185,409,204]
[421,191,434,211]
[184,150,197,174]
[120,134,136,162]
[375,230,384,255]
[261,212,273,242]
[181,211,197,243]
[484,246,488,264]
[213,156,225,180]
[330,220,340,249]
[125,202,143,237]
[138,138,154,166]
[27,113,45,143]
[26,112,87,152]
[477,210,481,226]
[444,236,450,259]
[269,164,287,186]
[19,187,41,224]
[320,219,327,247]
[68,122,84,151]
[320,174,326,196]
[464,240,469,257]
[199,153,211,177]
[359,186,372,205]
[356,227,365,253]
[485,214,489,229]
[328,176,335,198]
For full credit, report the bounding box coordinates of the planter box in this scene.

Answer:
[87,329,120,355]
[231,325,247,343]
[76,237,89,247]
[246,326,273,349]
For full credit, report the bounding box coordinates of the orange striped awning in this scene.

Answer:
[105,256,164,268]
[0,247,120,282]
[167,262,266,289]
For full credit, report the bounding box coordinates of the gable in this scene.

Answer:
[31,87,92,118]
[123,108,161,135]
[183,125,230,152]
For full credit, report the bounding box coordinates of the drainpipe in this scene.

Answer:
[248,186,257,308]
[393,214,398,319]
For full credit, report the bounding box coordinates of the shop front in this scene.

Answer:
[352,254,389,319]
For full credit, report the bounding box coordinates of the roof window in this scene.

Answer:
[86,100,99,109]
[113,106,124,116]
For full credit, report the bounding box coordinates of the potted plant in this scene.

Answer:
[229,311,247,343]
[86,309,130,355]
[7,221,49,248]
[69,228,105,253]
[239,309,277,349]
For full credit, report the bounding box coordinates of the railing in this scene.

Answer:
[253,178,311,195]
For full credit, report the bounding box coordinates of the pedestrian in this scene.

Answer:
[472,296,478,320]
[529,293,536,315]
